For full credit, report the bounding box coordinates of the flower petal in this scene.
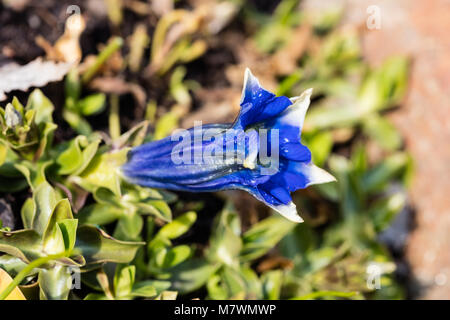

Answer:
[243,185,303,223]
[271,88,313,133]
[289,161,337,187]
[235,68,292,128]
[271,202,303,223]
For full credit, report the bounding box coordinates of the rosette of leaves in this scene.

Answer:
[0,90,55,159]
[0,90,56,192]
[79,212,197,300]
[161,204,298,299]
[0,182,143,300]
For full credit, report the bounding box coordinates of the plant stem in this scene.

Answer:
[81,37,123,84]
[0,253,66,300]
[109,94,121,140]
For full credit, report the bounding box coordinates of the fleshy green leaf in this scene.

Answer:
[38,265,71,300]
[0,229,43,262]
[114,265,135,298]
[78,93,106,116]
[240,215,296,262]
[362,153,408,194]
[31,182,57,236]
[168,258,220,294]
[362,114,402,151]
[262,270,283,300]
[58,219,78,253]
[77,203,124,226]
[26,89,54,124]
[207,204,242,267]
[73,225,144,265]
[157,211,196,240]
[75,149,129,196]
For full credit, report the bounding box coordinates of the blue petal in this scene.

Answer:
[234,69,292,129]
[265,88,313,162]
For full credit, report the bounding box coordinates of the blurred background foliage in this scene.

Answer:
[0,0,411,300]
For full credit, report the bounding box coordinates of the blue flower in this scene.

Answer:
[122,69,335,222]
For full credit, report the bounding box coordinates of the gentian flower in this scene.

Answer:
[122,69,336,222]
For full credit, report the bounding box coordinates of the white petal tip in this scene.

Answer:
[290,88,313,103]
[304,88,314,96]
[306,164,337,186]
[272,202,304,223]
[241,68,261,104]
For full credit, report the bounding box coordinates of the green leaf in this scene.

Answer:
[329,155,362,218]
[114,265,135,298]
[362,153,408,193]
[157,211,196,240]
[304,102,361,130]
[262,270,283,300]
[65,69,81,101]
[153,111,179,140]
[43,199,74,244]
[0,143,7,166]
[136,199,172,222]
[207,204,242,267]
[279,223,317,260]
[0,229,43,262]
[114,120,149,148]
[131,282,157,298]
[75,149,129,196]
[74,225,143,265]
[369,193,406,232]
[0,255,30,277]
[222,266,246,298]
[84,293,108,300]
[26,89,54,124]
[31,182,57,236]
[362,114,402,151]
[358,56,408,113]
[36,122,57,160]
[38,265,71,300]
[240,215,296,262]
[0,175,28,193]
[207,274,228,300]
[21,198,34,229]
[138,280,171,295]
[43,222,66,255]
[63,109,92,136]
[58,219,78,253]
[168,258,220,294]
[56,136,100,175]
[14,160,51,190]
[113,213,143,241]
[92,186,121,206]
[78,93,106,116]
[240,266,263,299]
[77,203,124,226]
[73,139,101,176]
[162,245,192,269]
